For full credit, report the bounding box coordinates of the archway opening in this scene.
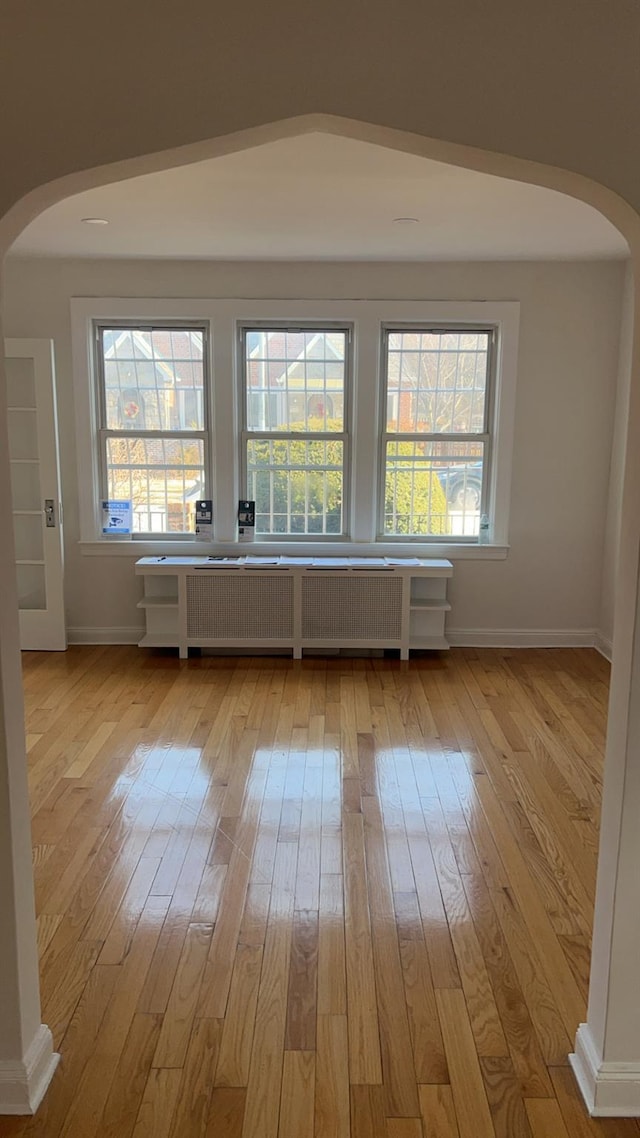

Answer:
[2,113,633,1119]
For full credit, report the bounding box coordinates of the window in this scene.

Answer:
[241,326,350,536]
[96,324,209,534]
[74,298,516,550]
[381,327,493,539]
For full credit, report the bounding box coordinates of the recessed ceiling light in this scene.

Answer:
[392,216,420,225]
[81,217,109,225]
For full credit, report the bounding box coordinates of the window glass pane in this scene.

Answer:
[245,328,346,432]
[384,441,484,537]
[106,436,205,533]
[247,438,343,535]
[102,327,205,430]
[386,330,489,434]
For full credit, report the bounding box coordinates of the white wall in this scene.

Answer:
[1,256,625,643]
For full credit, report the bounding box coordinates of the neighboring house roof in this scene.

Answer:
[247,328,345,390]
[102,328,204,387]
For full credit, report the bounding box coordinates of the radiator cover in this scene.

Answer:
[187,574,294,638]
[302,574,403,640]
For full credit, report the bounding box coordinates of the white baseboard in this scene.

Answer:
[446,627,597,649]
[594,631,613,661]
[571,1023,640,1117]
[65,625,611,655]
[0,1024,59,1114]
[67,626,144,645]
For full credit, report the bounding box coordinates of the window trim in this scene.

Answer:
[94,319,212,537]
[239,321,353,539]
[378,323,497,542]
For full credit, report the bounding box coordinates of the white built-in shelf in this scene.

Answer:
[8,406,37,413]
[136,595,179,609]
[409,636,450,650]
[10,458,39,464]
[409,599,452,611]
[16,559,45,566]
[139,634,181,649]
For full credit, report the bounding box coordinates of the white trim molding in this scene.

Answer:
[571,1023,640,1117]
[67,626,144,645]
[78,540,509,560]
[0,1024,59,1115]
[595,631,613,661]
[446,627,598,649]
[65,624,602,650]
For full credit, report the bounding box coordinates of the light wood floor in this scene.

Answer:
[1,644,637,1138]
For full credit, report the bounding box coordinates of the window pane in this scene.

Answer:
[247,438,343,535]
[245,328,346,432]
[102,327,205,430]
[386,330,489,434]
[384,441,484,537]
[106,435,205,533]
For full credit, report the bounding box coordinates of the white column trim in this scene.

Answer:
[571,1023,640,1117]
[0,1025,59,1115]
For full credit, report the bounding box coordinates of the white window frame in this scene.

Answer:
[72,298,519,558]
[378,322,497,542]
[239,321,352,539]
[94,320,211,537]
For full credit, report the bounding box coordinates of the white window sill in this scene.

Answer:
[79,539,509,561]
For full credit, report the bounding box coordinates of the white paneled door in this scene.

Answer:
[4,339,66,650]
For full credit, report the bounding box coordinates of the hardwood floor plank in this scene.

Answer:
[480,1056,534,1138]
[242,841,297,1138]
[435,988,496,1138]
[215,944,263,1087]
[207,1088,246,1138]
[200,767,268,1018]
[43,939,103,1047]
[295,764,322,910]
[99,1013,163,1138]
[343,811,383,1085]
[238,882,272,947]
[317,874,347,1016]
[490,885,573,1065]
[461,873,554,1097]
[98,856,162,966]
[132,1068,182,1138]
[278,1051,315,1138]
[418,1084,461,1138]
[350,1084,386,1138]
[362,795,420,1116]
[524,1098,571,1138]
[315,1015,351,1138]
[168,1018,223,1138]
[152,921,213,1068]
[386,1123,423,1138]
[422,797,508,1059]
[394,890,448,1084]
[285,909,318,1051]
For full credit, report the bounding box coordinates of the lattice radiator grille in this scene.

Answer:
[187,574,294,638]
[302,575,403,640]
